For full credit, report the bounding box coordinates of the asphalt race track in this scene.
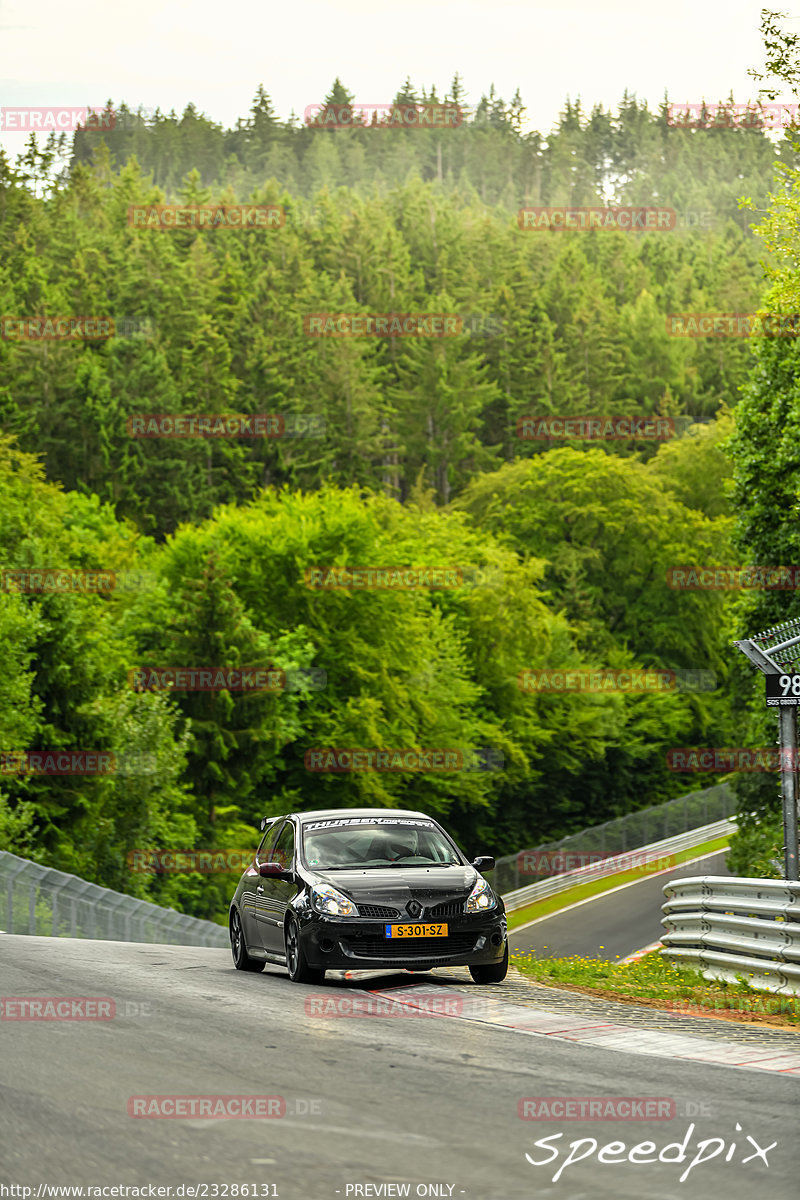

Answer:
[510,849,732,961]
[1,933,797,1200]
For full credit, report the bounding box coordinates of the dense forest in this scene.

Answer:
[0,80,794,921]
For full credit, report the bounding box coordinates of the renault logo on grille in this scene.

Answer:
[406,900,423,919]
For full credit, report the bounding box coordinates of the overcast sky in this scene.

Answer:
[0,0,795,159]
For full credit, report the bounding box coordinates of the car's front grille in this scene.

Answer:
[358,903,401,919]
[425,901,465,919]
[342,933,479,958]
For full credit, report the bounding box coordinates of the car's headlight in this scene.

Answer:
[310,883,359,917]
[464,875,497,913]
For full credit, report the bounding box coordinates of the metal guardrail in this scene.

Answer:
[501,818,735,912]
[493,783,735,895]
[0,851,229,947]
[661,875,800,995]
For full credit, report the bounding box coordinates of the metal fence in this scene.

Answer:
[502,818,735,912]
[661,875,800,995]
[493,783,736,896]
[0,851,229,947]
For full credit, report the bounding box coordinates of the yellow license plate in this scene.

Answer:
[385,923,448,938]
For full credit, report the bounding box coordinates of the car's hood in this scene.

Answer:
[310,864,477,903]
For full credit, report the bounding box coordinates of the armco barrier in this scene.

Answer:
[493,783,735,895]
[661,875,800,994]
[0,851,228,947]
[501,818,735,912]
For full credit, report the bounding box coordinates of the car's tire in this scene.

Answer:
[285,914,325,984]
[230,909,266,972]
[469,943,508,984]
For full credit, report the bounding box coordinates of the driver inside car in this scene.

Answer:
[386,835,417,861]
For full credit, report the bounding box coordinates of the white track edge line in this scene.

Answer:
[508,846,730,936]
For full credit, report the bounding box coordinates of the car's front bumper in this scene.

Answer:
[296,910,507,971]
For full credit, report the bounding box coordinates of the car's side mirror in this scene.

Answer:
[259,861,293,880]
[472,855,495,873]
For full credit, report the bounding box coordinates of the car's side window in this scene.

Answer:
[271,821,295,869]
[256,818,284,863]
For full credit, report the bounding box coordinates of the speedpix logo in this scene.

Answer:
[523,1121,776,1184]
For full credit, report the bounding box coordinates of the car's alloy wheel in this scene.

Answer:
[469,943,509,984]
[285,914,325,984]
[230,909,266,972]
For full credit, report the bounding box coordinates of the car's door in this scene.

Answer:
[260,819,299,956]
[243,819,283,950]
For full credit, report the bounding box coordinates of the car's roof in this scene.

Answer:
[294,807,433,824]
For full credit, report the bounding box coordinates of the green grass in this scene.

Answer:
[510,949,800,1026]
[505,834,730,931]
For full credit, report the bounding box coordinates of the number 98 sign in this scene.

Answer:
[766,674,800,705]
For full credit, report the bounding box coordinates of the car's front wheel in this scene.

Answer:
[469,943,508,984]
[285,915,325,984]
[230,909,265,972]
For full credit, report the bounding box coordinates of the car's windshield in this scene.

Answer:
[301,819,462,869]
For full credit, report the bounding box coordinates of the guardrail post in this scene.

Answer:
[735,629,800,880]
[1,856,31,934]
[779,706,800,882]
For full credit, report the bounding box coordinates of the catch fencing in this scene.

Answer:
[661,875,800,994]
[501,818,735,912]
[493,783,735,896]
[0,851,228,947]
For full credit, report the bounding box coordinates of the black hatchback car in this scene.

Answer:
[229,807,507,984]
